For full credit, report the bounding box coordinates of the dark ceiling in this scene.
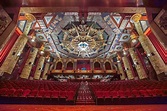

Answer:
[1,0,167,8]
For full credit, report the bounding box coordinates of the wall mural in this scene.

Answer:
[0,9,12,35]
[154,9,167,35]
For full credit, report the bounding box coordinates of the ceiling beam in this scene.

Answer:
[19,7,148,14]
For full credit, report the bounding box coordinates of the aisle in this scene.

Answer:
[76,82,95,105]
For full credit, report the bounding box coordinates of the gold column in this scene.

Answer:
[131,14,165,75]
[122,56,134,80]
[117,62,126,80]
[0,34,28,74]
[42,62,50,80]
[0,13,36,75]
[129,48,147,79]
[20,47,38,79]
[34,56,45,80]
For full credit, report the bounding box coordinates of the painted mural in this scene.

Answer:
[0,9,12,35]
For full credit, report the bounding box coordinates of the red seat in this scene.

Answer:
[131,90,141,97]
[52,90,59,98]
[37,90,45,98]
[124,90,133,98]
[154,89,166,96]
[96,91,104,98]
[13,89,23,97]
[22,89,31,97]
[110,91,119,98]
[0,88,8,96]
[45,90,52,98]
[28,90,38,97]
[5,88,16,96]
[139,90,150,97]
[118,90,126,98]
[59,91,67,98]
[103,91,110,98]
[66,91,75,101]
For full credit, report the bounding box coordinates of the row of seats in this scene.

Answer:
[89,80,167,104]
[0,80,80,104]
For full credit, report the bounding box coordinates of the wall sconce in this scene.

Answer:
[17,52,21,57]
[39,44,45,55]
[46,56,50,62]
[31,36,36,42]
[147,53,151,57]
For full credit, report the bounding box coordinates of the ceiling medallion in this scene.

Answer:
[61,23,106,58]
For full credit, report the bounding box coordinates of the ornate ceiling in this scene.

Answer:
[17,12,149,59]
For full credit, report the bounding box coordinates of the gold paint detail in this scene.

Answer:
[20,47,38,79]
[138,35,165,75]
[34,56,45,80]
[25,13,36,22]
[131,13,142,23]
[117,62,126,80]
[129,48,147,79]
[42,63,50,80]
[122,56,134,80]
[0,34,28,74]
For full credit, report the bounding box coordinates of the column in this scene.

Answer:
[74,59,77,71]
[131,13,166,80]
[42,62,50,80]
[34,56,45,80]
[90,59,93,72]
[117,61,126,80]
[122,56,134,80]
[129,48,148,79]
[53,58,57,70]
[20,47,38,79]
[0,13,36,75]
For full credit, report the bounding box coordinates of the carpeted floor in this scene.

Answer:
[1,105,167,111]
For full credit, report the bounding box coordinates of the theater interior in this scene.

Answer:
[0,0,167,110]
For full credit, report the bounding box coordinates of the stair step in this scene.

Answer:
[76,82,95,105]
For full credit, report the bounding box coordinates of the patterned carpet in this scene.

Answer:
[1,105,167,111]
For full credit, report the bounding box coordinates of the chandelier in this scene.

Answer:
[61,23,106,58]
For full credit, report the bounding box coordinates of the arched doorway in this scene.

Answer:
[105,62,111,70]
[66,62,73,70]
[94,62,101,70]
[56,61,63,70]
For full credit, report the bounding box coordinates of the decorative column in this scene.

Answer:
[122,56,134,80]
[129,48,148,79]
[53,58,57,70]
[42,62,50,80]
[74,59,77,71]
[117,61,126,80]
[90,59,93,72]
[0,13,35,75]
[20,47,38,79]
[131,14,166,80]
[34,56,45,80]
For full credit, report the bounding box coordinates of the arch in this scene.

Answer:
[94,61,101,70]
[66,61,73,70]
[105,62,111,70]
[56,61,63,70]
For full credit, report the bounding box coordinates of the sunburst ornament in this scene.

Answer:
[61,23,106,58]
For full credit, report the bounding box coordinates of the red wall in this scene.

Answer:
[147,31,167,64]
[0,31,20,66]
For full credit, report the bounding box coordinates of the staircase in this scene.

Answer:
[76,82,95,105]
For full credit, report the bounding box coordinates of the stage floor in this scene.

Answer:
[1,104,167,111]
